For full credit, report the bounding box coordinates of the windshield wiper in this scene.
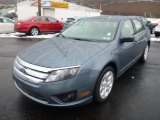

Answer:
[58,33,66,38]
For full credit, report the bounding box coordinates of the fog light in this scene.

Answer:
[56,91,77,103]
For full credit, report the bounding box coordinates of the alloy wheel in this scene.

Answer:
[144,45,149,61]
[31,28,39,36]
[99,71,114,99]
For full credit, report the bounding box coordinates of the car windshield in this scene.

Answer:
[62,19,119,42]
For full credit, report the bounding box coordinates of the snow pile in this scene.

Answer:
[0,32,59,39]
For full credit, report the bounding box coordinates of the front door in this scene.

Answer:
[118,19,137,73]
[48,17,61,32]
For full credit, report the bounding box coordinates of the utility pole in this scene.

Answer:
[16,0,19,13]
[38,0,41,16]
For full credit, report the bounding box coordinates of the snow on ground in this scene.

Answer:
[151,34,160,41]
[0,32,160,41]
[0,32,59,39]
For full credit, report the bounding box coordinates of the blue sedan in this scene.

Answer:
[12,16,150,107]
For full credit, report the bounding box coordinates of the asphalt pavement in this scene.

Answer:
[0,37,160,120]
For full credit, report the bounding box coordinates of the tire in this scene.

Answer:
[155,33,160,38]
[29,27,39,36]
[25,33,30,36]
[94,66,115,103]
[140,45,149,63]
[150,29,153,34]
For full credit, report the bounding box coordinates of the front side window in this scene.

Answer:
[48,17,57,22]
[62,19,119,42]
[121,20,134,37]
[133,19,145,34]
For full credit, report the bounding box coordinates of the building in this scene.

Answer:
[101,1,160,17]
[17,0,101,20]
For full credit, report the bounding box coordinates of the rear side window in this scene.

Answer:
[141,17,148,24]
[0,18,13,23]
[35,17,48,22]
[133,19,145,34]
[3,18,13,23]
[121,20,134,37]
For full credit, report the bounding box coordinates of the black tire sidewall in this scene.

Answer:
[94,66,115,103]
[155,33,160,38]
[140,45,149,63]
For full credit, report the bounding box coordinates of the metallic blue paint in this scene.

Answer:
[12,16,150,107]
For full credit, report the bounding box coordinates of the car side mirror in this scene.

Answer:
[121,36,135,43]
[57,20,59,23]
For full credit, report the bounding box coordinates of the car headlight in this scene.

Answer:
[45,67,80,82]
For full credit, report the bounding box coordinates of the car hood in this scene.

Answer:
[18,37,109,68]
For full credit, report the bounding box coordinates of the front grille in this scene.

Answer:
[14,57,49,84]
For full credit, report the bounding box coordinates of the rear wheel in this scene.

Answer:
[140,45,149,63]
[94,66,115,103]
[30,27,39,36]
[155,33,160,38]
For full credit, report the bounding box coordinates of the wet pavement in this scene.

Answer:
[0,37,160,120]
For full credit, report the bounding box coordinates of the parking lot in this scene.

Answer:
[0,36,160,120]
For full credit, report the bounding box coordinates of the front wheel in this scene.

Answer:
[30,27,39,36]
[94,66,115,103]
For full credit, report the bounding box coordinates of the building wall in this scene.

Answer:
[17,2,100,20]
[43,8,55,17]
[17,5,38,20]
[101,1,160,17]
[54,8,100,21]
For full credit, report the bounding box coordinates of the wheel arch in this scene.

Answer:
[29,26,40,32]
[93,61,118,102]
[102,61,118,78]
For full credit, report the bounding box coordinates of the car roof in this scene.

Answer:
[28,16,55,20]
[86,15,139,20]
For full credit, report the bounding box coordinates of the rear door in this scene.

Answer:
[132,19,147,57]
[34,17,49,32]
[118,19,137,72]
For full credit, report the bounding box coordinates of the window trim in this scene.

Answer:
[34,17,48,22]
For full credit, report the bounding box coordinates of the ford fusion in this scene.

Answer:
[12,16,150,107]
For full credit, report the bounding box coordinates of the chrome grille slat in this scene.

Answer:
[14,60,49,79]
[16,56,81,73]
[13,66,43,84]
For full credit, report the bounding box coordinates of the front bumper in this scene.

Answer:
[14,80,92,107]
[12,57,93,107]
